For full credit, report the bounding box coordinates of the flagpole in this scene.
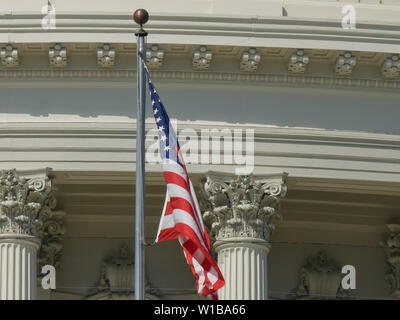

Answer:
[133,8,148,301]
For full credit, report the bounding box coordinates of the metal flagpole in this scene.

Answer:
[133,8,149,301]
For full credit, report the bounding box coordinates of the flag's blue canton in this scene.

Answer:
[145,68,183,168]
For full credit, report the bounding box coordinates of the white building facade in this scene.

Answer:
[0,0,400,300]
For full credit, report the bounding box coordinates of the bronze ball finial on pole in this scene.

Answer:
[133,8,149,35]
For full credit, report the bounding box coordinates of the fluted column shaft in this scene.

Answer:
[215,240,270,300]
[0,236,40,300]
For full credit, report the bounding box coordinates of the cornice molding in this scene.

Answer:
[1,12,400,52]
[0,122,398,185]
[0,121,399,148]
[0,69,398,90]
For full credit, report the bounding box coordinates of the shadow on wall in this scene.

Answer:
[1,82,400,135]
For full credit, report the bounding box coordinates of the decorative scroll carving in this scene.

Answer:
[147,45,164,69]
[240,48,261,72]
[49,44,67,67]
[288,49,309,74]
[381,224,400,299]
[200,173,287,243]
[335,52,357,76]
[38,210,66,270]
[193,46,212,70]
[296,251,350,300]
[87,244,159,300]
[0,45,19,67]
[97,44,116,67]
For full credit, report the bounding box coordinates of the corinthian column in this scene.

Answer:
[0,169,58,300]
[200,172,287,300]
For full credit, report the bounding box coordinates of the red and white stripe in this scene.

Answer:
[155,159,225,299]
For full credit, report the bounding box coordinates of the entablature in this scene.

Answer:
[0,43,398,90]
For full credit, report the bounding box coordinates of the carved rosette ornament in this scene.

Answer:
[49,44,67,67]
[381,224,400,299]
[288,49,309,74]
[200,173,287,244]
[0,169,65,271]
[97,44,116,67]
[240,48,261,72]
[0,44,19,67]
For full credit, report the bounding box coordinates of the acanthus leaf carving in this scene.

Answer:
[0,169,52,237]
[200,173,287,243]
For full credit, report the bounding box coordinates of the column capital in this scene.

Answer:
[0,168,56,238]
[0,168,65,271]
[199,172,287,244]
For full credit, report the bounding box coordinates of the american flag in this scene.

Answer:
[145,67,225,299]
